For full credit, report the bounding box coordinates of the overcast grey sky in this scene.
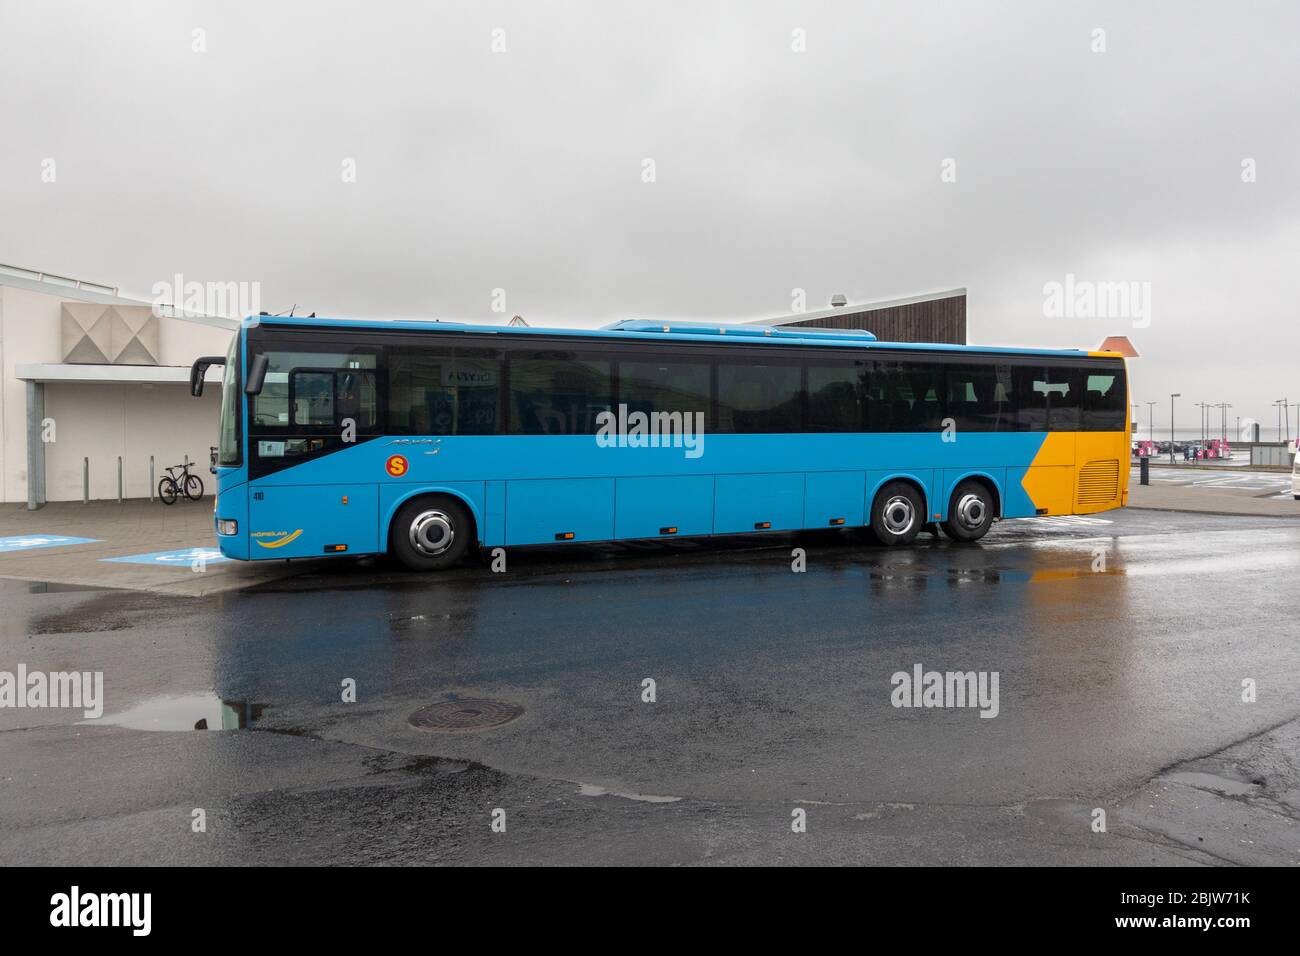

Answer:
[1,0,1297,426]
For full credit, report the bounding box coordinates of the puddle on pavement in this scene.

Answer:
[577,783,681,804]
[88,693,266,732]
[854,803,916,820]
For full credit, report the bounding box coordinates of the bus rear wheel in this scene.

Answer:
[942,481,995,543]
[389,495,473,571]
[870,481,924,546]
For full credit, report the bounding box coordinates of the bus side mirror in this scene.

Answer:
[190,356,225,397]
[245,354,269,395]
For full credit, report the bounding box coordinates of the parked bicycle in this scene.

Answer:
[158,460,205,505]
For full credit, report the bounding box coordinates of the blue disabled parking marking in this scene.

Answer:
[101,547,228,566]
[0,535,100,553]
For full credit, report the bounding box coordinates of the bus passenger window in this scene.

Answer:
[1081,371,1126,431]
[945,364,1000,431]
[508,351,612,435]
[806,363,866,432]
[387,347,500,435]
[716,362,801,433]
[1015,367,1080,431]
[619,358,710,424]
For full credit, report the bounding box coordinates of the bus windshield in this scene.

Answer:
[217,332,241,466]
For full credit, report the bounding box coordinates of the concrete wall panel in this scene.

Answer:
[1,281,236,503]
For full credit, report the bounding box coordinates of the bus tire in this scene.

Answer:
[870,481,924,546]
[389,495,473,571]
[943,480,995,543]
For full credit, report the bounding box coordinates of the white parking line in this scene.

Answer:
[1004,515,1114,528]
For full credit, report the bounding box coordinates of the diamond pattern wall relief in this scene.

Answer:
[61,304,159,365]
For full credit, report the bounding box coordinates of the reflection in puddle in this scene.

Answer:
[946,567,1002,585]
[1164,771,1260,797]
[577,783,681,803]
[88,693,266,731]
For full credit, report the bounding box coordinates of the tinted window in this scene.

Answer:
[944,363,1016,432]
[252,347,377,428]
[906,361,944,430]
[217,333,241,466]
[1081,369,1126,431]
[388,346,501,435]
[867,359,943,431]
[1015,366,1080,431]
[861,360,892,431]
[508,349,613,435]
[618,356,710,424]
[716,360,801,433]
[806,362,866,432]
[247,339,382,474]
[288,368,378,428]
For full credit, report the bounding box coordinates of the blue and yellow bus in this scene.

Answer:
[192,316,1129,571]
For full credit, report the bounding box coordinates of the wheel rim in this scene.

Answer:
[882,495,915,535]
[955,492,987,530]
[408,510,455,556]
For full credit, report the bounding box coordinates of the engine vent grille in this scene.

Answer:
[1078,459,1120,504]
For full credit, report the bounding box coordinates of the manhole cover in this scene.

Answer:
[408,699,523,732]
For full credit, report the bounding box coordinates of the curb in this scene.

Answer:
[1126,505,1300,519]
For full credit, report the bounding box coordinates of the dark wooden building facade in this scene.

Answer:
[770,289,966,344]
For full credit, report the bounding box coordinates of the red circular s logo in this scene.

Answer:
[385,455,409,477]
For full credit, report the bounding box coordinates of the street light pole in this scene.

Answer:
[1145,401,1157,443]
[1170,393,1180,464]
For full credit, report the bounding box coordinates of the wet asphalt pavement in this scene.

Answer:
[2,508,1298,866]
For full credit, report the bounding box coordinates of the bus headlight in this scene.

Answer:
[217,519,238,536]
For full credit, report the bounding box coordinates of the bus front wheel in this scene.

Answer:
[870,481,924,546]
[942,480,995,543]
[389,495,473,571]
